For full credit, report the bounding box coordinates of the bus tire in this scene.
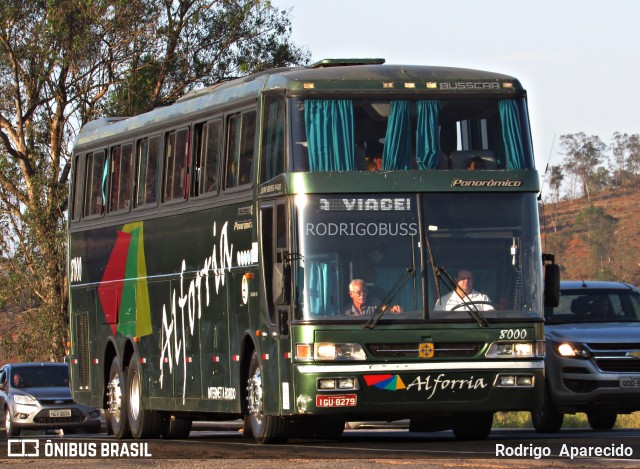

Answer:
[161,415,192,439]
[587,409,617,430]
[106,357,131,439]
[127,353,163,439]
[531,386,564,433]
[245,350,289,444]
[451,412,493,440]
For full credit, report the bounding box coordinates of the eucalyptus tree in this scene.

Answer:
[560,132,607,203]
[0,0,307,361]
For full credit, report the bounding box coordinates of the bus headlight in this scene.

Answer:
[314,343,366,361]
[486,341,543,358]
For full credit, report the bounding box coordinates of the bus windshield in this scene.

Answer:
[294,193,542,322]
[290,97,534,172]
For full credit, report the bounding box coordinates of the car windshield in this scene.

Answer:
[11,365,70,388]
[545,289,640,324]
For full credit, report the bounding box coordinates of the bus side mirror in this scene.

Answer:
[543,261,560,308]
[272,263,290,306]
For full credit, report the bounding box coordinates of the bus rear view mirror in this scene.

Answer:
[544,262,560,308]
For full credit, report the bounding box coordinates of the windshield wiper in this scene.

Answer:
[363,267,415,329]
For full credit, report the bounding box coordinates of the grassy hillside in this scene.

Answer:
[540,187,640,286]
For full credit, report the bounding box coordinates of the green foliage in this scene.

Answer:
[0,0,307,362]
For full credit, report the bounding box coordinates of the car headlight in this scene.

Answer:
[13,394,38,406]
[296,343,366,361]
[486,341,544,358]
[553,341,592,359]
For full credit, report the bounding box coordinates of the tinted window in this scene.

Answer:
[135,136,161,207]
[11,365,70,388]
[83,151,106,217]
[261,95,285,183]
[546,289,640,323]
[71,154,84,220]
[194,120,222,195]
[109,143,133,212]
[164,128,190,201]
[226,110,256,188]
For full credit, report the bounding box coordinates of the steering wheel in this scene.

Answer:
[450,300,496,311]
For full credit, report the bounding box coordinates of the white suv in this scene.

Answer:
[532,280,640,432]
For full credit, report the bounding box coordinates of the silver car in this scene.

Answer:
[532,281,640,432]
[0,362,102,436]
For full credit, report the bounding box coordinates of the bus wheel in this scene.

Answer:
[161,415,192,439]
[451,412,493,440]
[587,409,617,430]
[127,353,162,439]
[245,351,289,444]
[106,357,131,439]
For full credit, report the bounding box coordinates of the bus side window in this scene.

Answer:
[83,150,106,217]
[226,110,256,188]
[136,136,161,207]
[109,144,133,212]
[260,95,285,183]
[164,128,190,202]
[194,120,222,196]
[71,154,85,221]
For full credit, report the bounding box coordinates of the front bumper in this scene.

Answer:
[290,360,544,417]
[9,403,101,431]
[546,355,640,413]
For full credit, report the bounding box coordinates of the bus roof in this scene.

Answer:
[74,60,524,151]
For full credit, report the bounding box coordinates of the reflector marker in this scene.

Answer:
[262,354,270,360]
[232,355,240,362]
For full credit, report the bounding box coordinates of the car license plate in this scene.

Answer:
[49,409,72,418]
[316,394,357,408]
[619,376,640,388]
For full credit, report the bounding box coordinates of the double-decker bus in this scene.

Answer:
[68,58,557,442]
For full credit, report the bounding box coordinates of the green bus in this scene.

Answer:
[68,59,556,442]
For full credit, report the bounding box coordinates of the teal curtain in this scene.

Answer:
[101,157,109,207]
[382,101,412,170]
[499,100,525,169]
[307,259,333,316]
[305,100,355,171]
[416,100,440,169]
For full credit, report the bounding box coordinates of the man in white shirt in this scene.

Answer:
[434,269,494,311]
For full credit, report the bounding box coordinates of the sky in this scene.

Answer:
[271,0,640,188]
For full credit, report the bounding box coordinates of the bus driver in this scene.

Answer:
[434,269,494,311]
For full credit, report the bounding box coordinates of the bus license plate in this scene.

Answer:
[49,409,72,418]
[620,376,640,388]
[316,394,357,408]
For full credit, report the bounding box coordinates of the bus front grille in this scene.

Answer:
[367,342,484,358]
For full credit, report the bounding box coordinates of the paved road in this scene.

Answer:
[1,425,639,468]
